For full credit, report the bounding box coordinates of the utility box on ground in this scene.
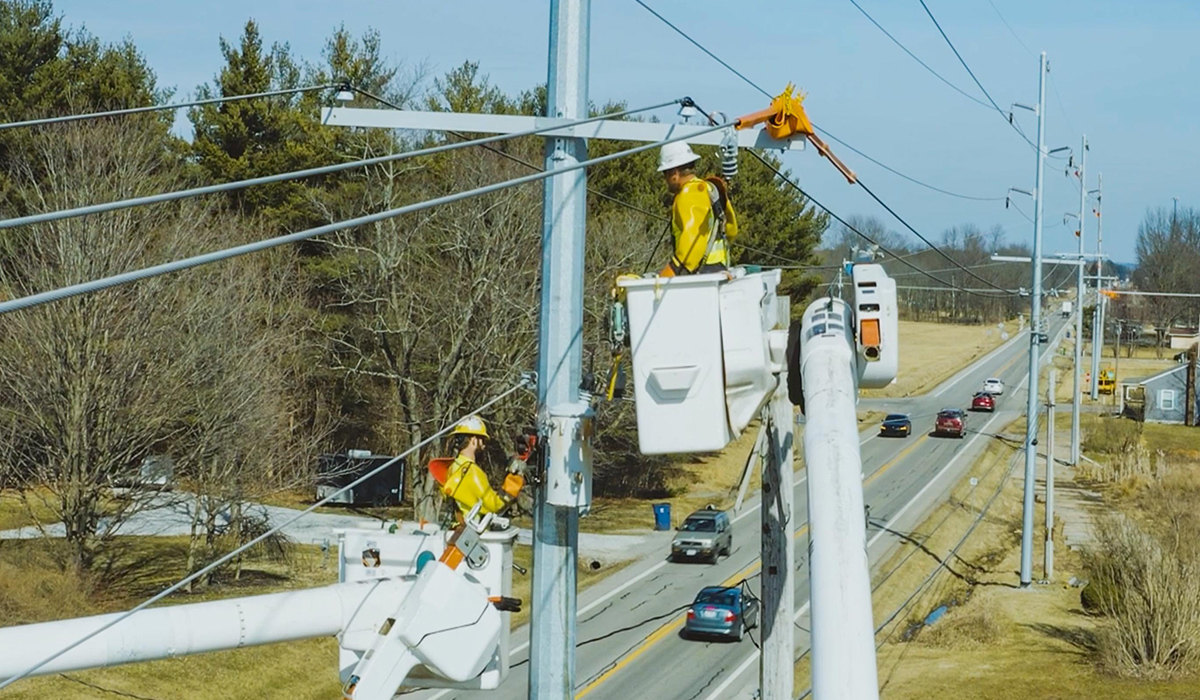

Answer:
[618,268,782,455]
[316,452,405,506]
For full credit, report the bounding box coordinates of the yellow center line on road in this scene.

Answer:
[575,436,923,699]
[575,341,1034,698]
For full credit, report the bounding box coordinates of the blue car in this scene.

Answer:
[684,586,760,641]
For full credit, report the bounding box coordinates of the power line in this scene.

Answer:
[0,98,682,231]
[632,0,1005,203]
[845,0,990,109]
[855,177,1015,292]
[986,0,1035,57]
[0,121,727,316]
[349,87,673,225]
[0,84,337,132]
[743,149,1010,298]
[0,379,533,689]
[888,259,1015,277]
[916,0,1038,152]
[810,125,1005,201]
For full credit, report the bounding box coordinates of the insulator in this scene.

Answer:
[720,130,738,180]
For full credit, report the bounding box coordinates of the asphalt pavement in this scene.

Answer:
[406,315,1069,700]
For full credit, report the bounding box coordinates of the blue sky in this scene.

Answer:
[53,0,1200,263]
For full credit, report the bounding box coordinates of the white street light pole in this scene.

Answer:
[1071,135,1087,465]
[1045,369,1056,581]
[1020,51,1049,589]
[1090,173,1105,400]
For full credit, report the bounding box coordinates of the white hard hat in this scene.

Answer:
[657,141,701,172]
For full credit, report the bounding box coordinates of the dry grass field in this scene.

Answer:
[863,320,1019,399]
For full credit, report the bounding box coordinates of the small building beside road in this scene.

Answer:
[1120,365,1198,423]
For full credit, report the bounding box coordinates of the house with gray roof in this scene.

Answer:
[1119,364,1197,424]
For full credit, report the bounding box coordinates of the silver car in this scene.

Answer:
[671,508,732,564]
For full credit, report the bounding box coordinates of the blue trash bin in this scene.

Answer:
[653,503,672,531]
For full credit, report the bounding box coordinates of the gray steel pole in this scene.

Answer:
[1090,173,1105,400]
[761,300,795,700]
[530,2,589,698]
[1071,135,1087,465]
[1020,51,1048,588]
[1045,369,1056,581]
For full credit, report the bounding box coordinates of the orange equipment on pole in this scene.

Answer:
[734,84,857,184]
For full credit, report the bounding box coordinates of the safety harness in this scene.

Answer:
[670,176,730,275]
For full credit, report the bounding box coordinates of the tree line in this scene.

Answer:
[0,1,825,580]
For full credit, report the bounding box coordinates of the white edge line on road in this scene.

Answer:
[433,328,1062,700]
[933,327,1028,398]
[702,326,1058,700]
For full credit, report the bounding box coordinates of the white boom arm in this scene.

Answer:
[798,263,897,700]
[0,538,506,700]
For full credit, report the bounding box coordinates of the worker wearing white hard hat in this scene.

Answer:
[657,142,739,277]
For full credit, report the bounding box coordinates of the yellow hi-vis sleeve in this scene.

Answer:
[443,456,508,515]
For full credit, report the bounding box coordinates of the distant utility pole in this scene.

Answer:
[1089,173,1104,401]
[1071,135,1087,465]
[1019,51,1049,589]
[1187,345,1197,427]
[1044,369,1056,581]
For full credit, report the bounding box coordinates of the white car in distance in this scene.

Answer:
[982,378,1004,395]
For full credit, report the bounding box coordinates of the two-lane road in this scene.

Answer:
[410,315,1067,700]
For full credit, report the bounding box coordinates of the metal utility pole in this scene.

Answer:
[531,1,589,698]
[761,300,794,700]
[1044,369,1056,581]
[1090,173,1105,400]
[1071,135,1087,465]
[1019,51,1049,589]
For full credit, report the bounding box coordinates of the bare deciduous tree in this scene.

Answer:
[0,121,203,572]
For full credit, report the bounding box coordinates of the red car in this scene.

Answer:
[971,392,996,412]
[934,409,967,438]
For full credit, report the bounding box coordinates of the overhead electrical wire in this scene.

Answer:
[0,120,727,315]
[855,177,1016,292]
[740,148,1011,299]
[0,378,534,689]
[635,4,1023,293]
[845,0,990,109]
[809,125,1005,201]
[0,98,684,231]
[631,0,1004,203]
[350,87,834,274]
[0,84,338,132]
[916,0,1039,152]
[986,0,1035,57]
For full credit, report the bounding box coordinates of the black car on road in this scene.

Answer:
[879,413,912,437]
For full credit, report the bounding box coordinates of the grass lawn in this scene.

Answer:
[1052,335,1178,406]
[793,419,1028,693]
[0,532,627,700]
[581,420,767,534]
[848,415,1200,699]
[864,320,1019,399]
[0,489,61,531]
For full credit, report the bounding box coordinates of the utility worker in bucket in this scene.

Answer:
[657,141,739,277]
[442,415,511,518]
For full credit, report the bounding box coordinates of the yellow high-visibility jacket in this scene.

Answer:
[670,178,740,273]
[443,455,507,516]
